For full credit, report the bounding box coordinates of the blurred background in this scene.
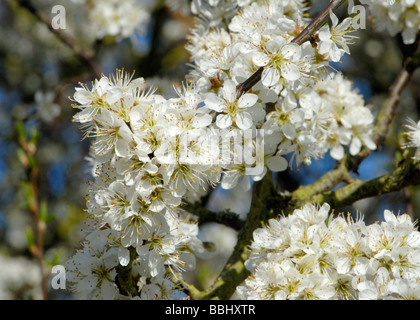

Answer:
[0,0,419,299]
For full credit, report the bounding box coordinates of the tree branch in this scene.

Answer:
[308,159,420,209]
[115,246,138,297]
[16,0,102,78]
[15,121,48,300]
[198,174,280,300]
[293,0,347,44]
[184,203,244,231]
[291,158,351,201]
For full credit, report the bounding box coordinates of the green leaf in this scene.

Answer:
[25,226,37,256]
[44,248,65,269]
[39,199,49,223]
[25,226,35,246]
[14,120,26,144]
[21,181,35,210]
[27,154,37,169]
[29,126,40,145]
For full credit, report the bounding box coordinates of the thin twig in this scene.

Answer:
[16,0,102,78]
[184,203,244,231]
[31,174,48,301]
[236,0,348,95]
[292,0,347,45]
[307,159,420,209]
[16,124,48,300]
[198,1,351,300]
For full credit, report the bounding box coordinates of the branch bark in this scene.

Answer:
[184,203,244,231]
[193,174,288,300]
[308,159,420,209]
[15,121,48,300]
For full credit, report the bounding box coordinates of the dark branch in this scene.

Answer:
[184,203,244,231]
[236,0,348,95]
[308,159,420,209]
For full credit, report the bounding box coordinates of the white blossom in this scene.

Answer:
[237,203,420,300]
[67,0,383,300]
[317,10,356,62]
[402,117,420,160]
[364,0,420,44]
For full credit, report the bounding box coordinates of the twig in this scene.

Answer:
[16,0,102,78]
[177,277,203,300]
[31,176,48,301]
[236,0,348,95]
[184,203,244,231]
[291,158,350,201]
[292,0,347,45]
[307,159,420,209]
[15,122,48,300]
[235,67,265,96]
[198,173,277,300]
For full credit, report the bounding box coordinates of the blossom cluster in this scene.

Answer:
[237,203,420,300]
[66,72,215,299]
[66,0,379,299]
[187,0,375,169]
[69,0,151,41]
[364,0,420,44]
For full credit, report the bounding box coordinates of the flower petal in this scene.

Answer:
[221,170,240,189]
[236,112,253,129]
[330,144,344,160]
[349,137,362,155]
[222,80,237,103]
[281,62,301,81]
[216,114,233,129]
[192,114,212,128]
[118,247,130,266]
[261,67,280,87]
[266,155,288,172]
[205,94,225,112]
[281,123,296,139]
[252,52,270,67]
[281,43,300,59]
[238,93,258,109]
